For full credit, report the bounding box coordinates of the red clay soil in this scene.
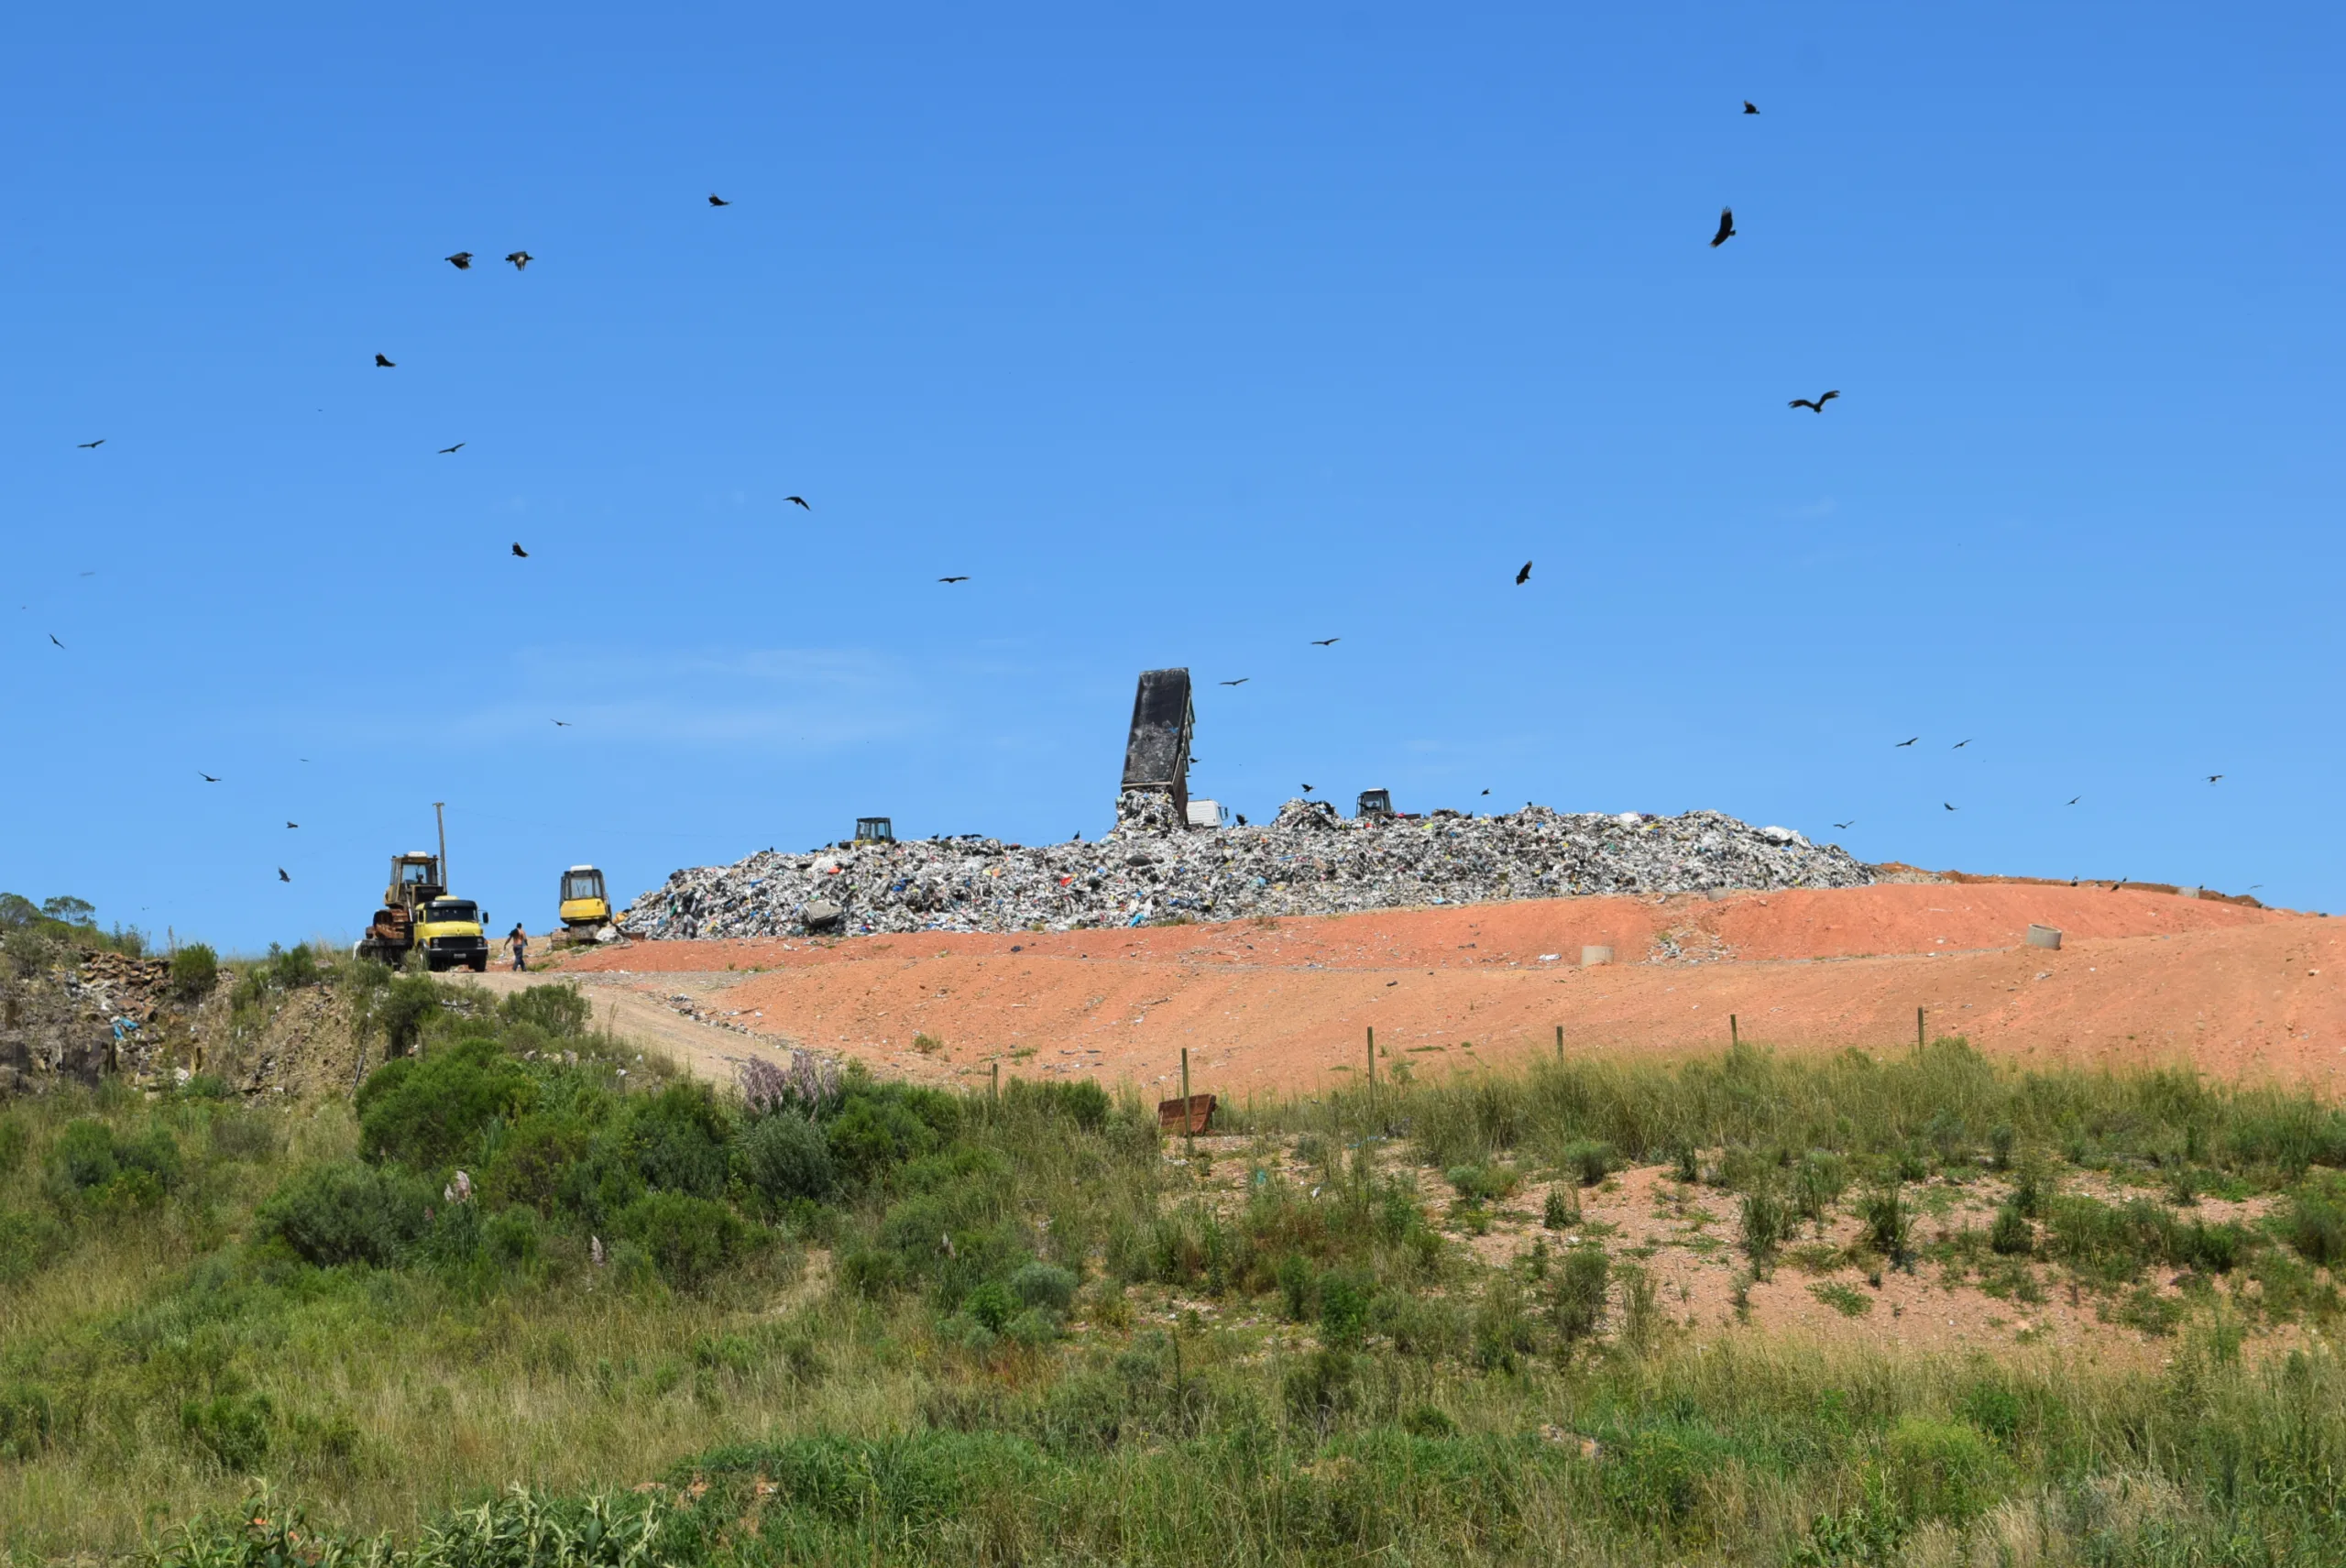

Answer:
[547,883,2343,1097]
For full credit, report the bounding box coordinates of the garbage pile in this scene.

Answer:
[618,794,1873,941]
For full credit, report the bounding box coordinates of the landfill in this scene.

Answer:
[618,792,1874,941]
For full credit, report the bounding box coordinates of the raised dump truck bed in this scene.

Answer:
[1121,667,1194,822]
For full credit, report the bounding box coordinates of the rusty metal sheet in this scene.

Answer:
[1157,1092,1216,1135]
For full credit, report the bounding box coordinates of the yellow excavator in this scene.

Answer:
[554,865,614,947]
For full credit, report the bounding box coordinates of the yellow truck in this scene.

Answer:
[354,852,491,972]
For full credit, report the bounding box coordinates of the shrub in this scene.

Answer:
[630,1081,733,1198]
[1884,1417,2010,1524]
[1553,1246,1609,1343]
[1988,1122,2017,1170]
[266,941,321,991]
[1543,1184,1580,1230]
[735,1112,835,1208]
[181,1390,273,1472]
[1319,1270,1373,1350]
[483,1113,593,1214]
[1009,1261,1079,1315]
[51,1119,120,1190]
[1990,1202,2033,1255]
[501,983,592,1037]
[1792,1151,1848,1229]
[1739,1188,1785,1271]
[963,1279,1017,1332]
[828,1095,941,1188]
[1003,1077,1113,1131]
[1561,1139,1615,1187]
[169,943,218,1001]
[617,1190,751,1288]
[369,974,443,1057]
[1860,1183,1912,1266]
[257,1161,430,1266]
[2285,1173,2346,1268]
[0,1210,66,1287]
[357,1037,532,1168]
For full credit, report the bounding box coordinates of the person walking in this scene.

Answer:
[506,923,530,972]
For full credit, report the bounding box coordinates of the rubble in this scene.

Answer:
[618,796,1874,942]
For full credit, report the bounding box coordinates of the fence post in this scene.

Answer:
[1366,1027,1376,1108]
[1180,1046,1192,1151]
[1916,1006,1925,1051]
[992,1058,1000,1105]
[1729,1014,1738,1047]
[1555,1024,1563,1062]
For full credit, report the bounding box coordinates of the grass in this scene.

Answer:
[4,1000,2346,1564]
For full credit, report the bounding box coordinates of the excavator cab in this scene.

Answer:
[854,817,895,846]
[389,853,444,905]
[559,865,610,930]
[1355,789,1394,820]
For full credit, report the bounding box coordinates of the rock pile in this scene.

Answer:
[619,795,1872,941]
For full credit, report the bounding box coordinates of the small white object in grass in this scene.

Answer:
[1538,953,1560,962]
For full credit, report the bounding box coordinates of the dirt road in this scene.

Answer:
[501,883,2340,1095]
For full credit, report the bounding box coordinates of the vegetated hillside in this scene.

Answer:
[4,983,2346,1565]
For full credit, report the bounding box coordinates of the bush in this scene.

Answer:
[1560,1139,1615,1187]
[1543,1184,1580,1230]
[735,1112,836,1208]
[258,1161,430,1266]
[357,1037,532,1168]
[0,1210,66,1287]
[501,983,592,1037]
[1003,1077,1113,1131]
[483,1113,593,1214]
[169,943,218,1001]
[630,1081,733,1198]
[1990,1203,2033,1255]
[1739,1188,1785,1271]
[617,1190,751,1288]
[1884,1417,2010,1524]
[963,1279,1017,1332]
[369,974,443,1057]
[181,1389,273,1472]
[266,941,321,991]
[828,1095,942,1188]
[1553,1246,1609,1343]
[1009,1261,1079,1315]
[1319,1270,1373,1350]
[2285,1174,2346,1267]
[1792,1151,1849,1227]
[1860,1183,1911,1266]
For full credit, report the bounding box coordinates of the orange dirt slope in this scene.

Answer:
[546,882,2342,1096]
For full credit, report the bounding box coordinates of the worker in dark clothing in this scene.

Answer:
[507,924,530,972]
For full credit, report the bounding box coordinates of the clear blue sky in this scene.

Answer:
[6,3,2339,952]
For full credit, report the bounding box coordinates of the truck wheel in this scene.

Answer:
[424,953,446,973]
[468,953,488,973]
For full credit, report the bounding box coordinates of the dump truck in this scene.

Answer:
[354,852,490,971]
[1121,668,1195,823]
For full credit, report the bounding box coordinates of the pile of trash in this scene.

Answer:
[618,794,1873,941]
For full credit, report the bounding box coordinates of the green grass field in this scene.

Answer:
[5,966,2346,1565]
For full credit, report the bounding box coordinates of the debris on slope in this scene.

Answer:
[619,796,1872,942]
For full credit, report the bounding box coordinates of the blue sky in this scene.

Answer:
[5,3,2339,951]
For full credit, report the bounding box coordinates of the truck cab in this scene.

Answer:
[415,898,488,972]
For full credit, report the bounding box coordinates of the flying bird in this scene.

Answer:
[438,443,466,455]
[1834,820,1856,829]
[1235,814,1248,827]
[1895,737,1918,747]
[278,868,291,883]
[375,354,395,367]
[1743,100,1760,114]
[2067,796,2081,806]
[707,193,730,206]
[1788,390,1840,412]
[1710,207,1737,247]
[1310,638,1340,646]
[505,251,532,270]
[77,439,104,448]
[510,543,529,558]
[1944,803,1957,811]
[785,496,810,510]
[937,576,969,584]
[1516,561,1532,585]
[1301,784,1315,794]
[1481,788,1491,795]
[1952,739,1971,749]
[1219,678,1248,685]
[198,772,219,783]
[48,633,64,649]
[2207,774,2223,784]
[445,252,474,269]
[553,720,571,727]
[286,822,298,828]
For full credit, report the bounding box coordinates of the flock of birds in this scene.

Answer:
[45,115,2234,890]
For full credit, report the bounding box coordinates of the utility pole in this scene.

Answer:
[434,802,448,888]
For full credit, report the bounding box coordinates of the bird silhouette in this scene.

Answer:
[1896,737,1918,747]
[1743,100,1760,114]
[1235,814,1248,827]
[510,543,529,558]
[1481,788,1491,795]
[438,443,465,455]
[1301,784,1315,794]
[1834,820,1856,829]
[278,868,291,883]
[198,772,219,783]
[1953,739,1971,749]
[1944,803,1957,811]
[1219,678,1248,685]
[2067,796,2082,806]
[48,633,64,649]
[506,251,532,270]
[2207,774,2224,784]
[1310,638,1340,646]
[785,496,810,510]
[1788,390,1840,412]
[937,576,969,584]
[1710,207,1737,247]
[2110,878,2128,893]
[553,720,572,727]
[77,439,104,448]
[375,354,395,367]
[446,252,474,269]
[1516,561,1532,585]
[707,193,730,206]
[286,822,298,828]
